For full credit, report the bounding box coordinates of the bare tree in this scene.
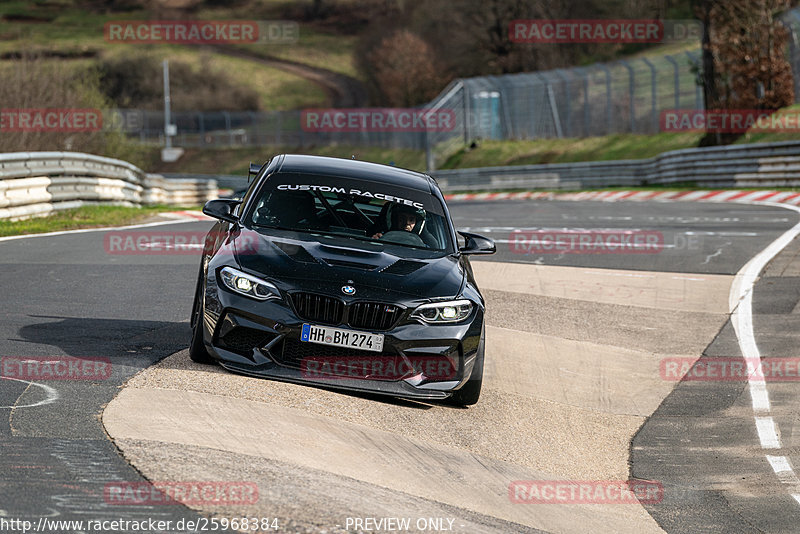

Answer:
[367,30,447,106]
[696,0,796,145]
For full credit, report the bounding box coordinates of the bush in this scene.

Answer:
[95,53,261,112]
[363,29,448,107]
[0,55,147,166]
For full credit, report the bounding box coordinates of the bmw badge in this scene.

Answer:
[341,285,356,295]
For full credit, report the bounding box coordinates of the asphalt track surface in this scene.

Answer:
[1,199,799,533]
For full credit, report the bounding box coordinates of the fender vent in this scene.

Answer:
[323,258,378,270]
[272,241,320,264]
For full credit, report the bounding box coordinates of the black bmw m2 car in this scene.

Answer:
[190,155,495,405]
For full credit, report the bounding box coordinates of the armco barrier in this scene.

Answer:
[431,140,800,192]
[0,152,217,220]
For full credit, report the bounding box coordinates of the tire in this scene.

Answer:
[189,273,214,364]
[449,328,485,406]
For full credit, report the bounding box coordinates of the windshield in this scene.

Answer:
[246,172,454,254]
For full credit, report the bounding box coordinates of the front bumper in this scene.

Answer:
[200,279,483,401]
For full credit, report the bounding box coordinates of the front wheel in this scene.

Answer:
[449,329,485,406]
[189,273,214,364]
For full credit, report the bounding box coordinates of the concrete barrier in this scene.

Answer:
[0,152,218,220]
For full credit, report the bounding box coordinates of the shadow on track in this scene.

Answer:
[15,316,191,369]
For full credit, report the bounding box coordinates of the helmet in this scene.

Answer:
[387,203,426,234]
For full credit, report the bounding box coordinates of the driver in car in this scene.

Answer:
[371,204,418,239]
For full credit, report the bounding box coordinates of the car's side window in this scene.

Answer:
[424,215,446,249]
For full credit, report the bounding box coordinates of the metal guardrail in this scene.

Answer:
[431,140,800,192]
[159,173,247,192]
[0,152,218,220]
[145,140,800,200]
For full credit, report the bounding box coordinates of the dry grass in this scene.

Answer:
[0,55,145,163]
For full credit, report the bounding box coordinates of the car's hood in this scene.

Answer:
[231,229,465,302]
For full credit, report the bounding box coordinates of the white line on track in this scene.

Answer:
[0,376,60,409]
[138,243,205,250]
[766,456,800,484]
[493,239,674,249]
[0,216,205,243]
[754,416,780,448]
[460,226,761,237]
[728,200,800,506]
[0,215,205,409]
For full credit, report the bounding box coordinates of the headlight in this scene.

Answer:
[219,267,280,301]
[411,299,473,324]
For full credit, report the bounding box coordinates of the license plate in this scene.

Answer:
[300,324,384,352]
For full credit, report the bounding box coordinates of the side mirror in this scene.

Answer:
[248,161,263,183]
[458,231,496,255]
[203,199,240,224]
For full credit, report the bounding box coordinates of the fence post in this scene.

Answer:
[462,82,470,145]
[619,60,636,133]
[526,76,538,139]
[546,83,563,138]
[664,55,680,109]
[532,73,550,138]
[642,57,658,133]
[425,126,434,173]
[598,64,613,134]
[141,111,148,143]
[686,51,703,109]
[554,69,572,137]
[249,111,257,146]
[221,111,230,146]
[496,76,514,139]
[578,68,590,137]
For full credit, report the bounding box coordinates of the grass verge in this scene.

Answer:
[439,132,705,169]
[0,205,198,238]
